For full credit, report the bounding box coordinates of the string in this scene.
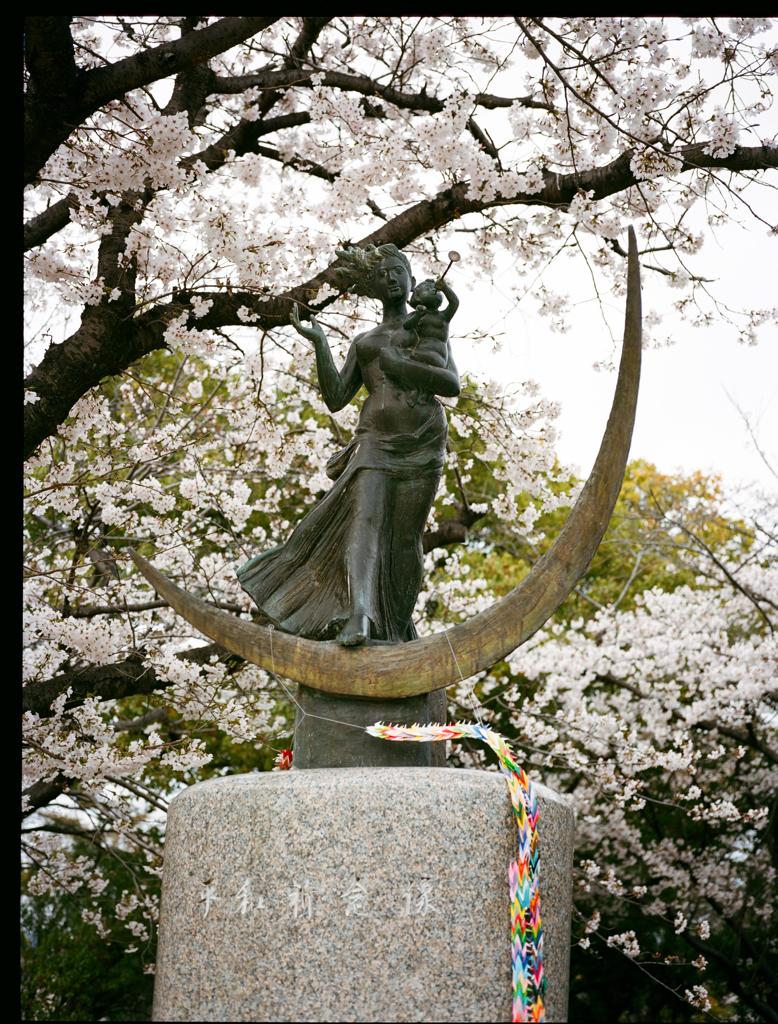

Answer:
[265,625,367,734]
[266,626,490,736]
[263,626,514,742]
[444,625,486,727]
[264,627,634,779]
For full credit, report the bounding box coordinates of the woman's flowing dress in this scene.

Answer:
[236,402,446,642]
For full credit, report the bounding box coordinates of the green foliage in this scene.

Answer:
[21,845,156,1022]
[430,456,746,626]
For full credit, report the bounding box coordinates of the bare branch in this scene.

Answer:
[723,389,778,483]
[648,491,776,631]
[24,16,279,184]
[213,65,554,114]
[24,196,75,251]
[68,598,246,617]
[694,719,778,766]
[22,642,232,718]
[423,501,485,553]
[22,775,72,817]
[114,705,177,732]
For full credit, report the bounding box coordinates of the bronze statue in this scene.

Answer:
[131,229,642,707]
[236,244,460,647]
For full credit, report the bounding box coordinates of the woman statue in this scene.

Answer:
[237,243,460,647]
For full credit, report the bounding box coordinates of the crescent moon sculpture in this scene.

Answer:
[131,228,641,699]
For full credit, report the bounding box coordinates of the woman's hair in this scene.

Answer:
[335,243,413,299]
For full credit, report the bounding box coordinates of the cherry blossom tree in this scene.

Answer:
[490,469,777,1022]
[23,16,777,1021]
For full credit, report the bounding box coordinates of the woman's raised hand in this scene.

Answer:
[291,302,327,345]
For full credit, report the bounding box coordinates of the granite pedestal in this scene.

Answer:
[153,768,574,1022]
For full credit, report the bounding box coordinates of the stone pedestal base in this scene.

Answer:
[153,769,574,1022]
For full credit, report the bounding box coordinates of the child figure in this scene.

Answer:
[402,277,459,368]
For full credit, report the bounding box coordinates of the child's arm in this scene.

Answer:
[403,308,424,330]
[408,346,447,367]
[437,281,459,322]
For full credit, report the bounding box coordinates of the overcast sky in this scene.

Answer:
[447,213,777,498]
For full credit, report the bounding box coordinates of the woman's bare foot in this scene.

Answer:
[337,613,370,646]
